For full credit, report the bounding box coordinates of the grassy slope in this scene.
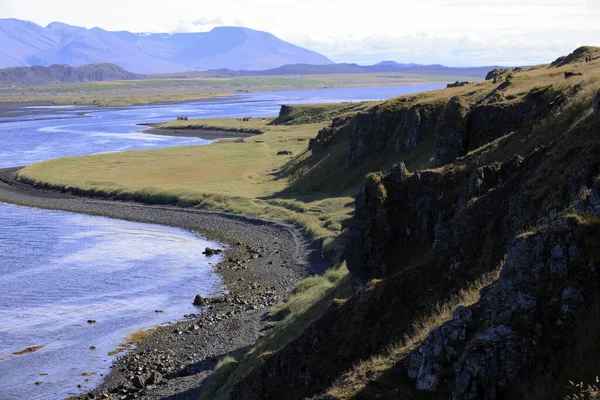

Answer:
[19,48,600,399]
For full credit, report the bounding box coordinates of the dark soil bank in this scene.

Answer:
[0,167,329,399]
[140,123,258,140]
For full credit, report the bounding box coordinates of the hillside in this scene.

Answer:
[210,46,600,399]
[0,18,332,73]
[16,46,600,400]
[0,63,144,86]
[152,62,499,81]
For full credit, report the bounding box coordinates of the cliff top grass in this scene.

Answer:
[268,102,376,125]
[376,47,600,115]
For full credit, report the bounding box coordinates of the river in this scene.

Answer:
[0,84,444,399]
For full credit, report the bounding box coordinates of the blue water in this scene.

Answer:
[0,84,444,399]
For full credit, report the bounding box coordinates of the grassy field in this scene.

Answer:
[0,72,457,107]
[19,113,359,255]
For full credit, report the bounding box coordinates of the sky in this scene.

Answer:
[1,0,599,66]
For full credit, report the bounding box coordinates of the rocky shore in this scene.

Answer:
[0,167,329,399]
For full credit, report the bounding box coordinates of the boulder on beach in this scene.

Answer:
[202,247,223,256]
[193,294,228,306]
[193,294,206,306]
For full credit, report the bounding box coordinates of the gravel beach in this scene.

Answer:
[0,167,329,399]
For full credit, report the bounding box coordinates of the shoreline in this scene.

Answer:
[0,167,329,399]
[0,80,453,113]
[139,123,259,140]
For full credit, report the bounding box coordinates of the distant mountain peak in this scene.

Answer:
[0,18,332,73]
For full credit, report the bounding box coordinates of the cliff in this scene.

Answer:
[204,47,600,400]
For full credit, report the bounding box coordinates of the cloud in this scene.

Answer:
[192,16,226,26]
[167,15,248,33]
[295,31,600,66]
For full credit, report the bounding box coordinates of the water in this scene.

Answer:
[0,84,444,399]
[0,204,223,399]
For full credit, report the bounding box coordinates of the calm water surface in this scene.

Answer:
[0,84,444,399]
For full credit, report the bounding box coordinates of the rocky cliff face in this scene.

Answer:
[347,102,442,165]
[232,99,600,399]
[308,117,349,153]
[308,83,566,169]
[407,216,599,398]
[226,57,600,400]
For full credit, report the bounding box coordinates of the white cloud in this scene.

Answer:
[1,0,599,65]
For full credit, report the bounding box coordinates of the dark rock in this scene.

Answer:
[193,295,206,306]
[346,173,391,292]
[279,105,293,117]
[485,68,508,81]
[146,371,162,385]
[202,247,223,256]
[348,103,442,165]
[407,218,596,399]
[87,319,97,324]
[565,71,583,79]
[447,81,469,88]
[131,375,147,389]
[434,96,469,167]
[277,150,293,156]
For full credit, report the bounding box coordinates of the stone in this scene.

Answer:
[202,247,223,256]
[434,96,470,167]
[146,371,162,385]
[193,295,206,306]
[131,375,147,389]
[405,221,596,399]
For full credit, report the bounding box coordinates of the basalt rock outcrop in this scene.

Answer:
[232,100,600,399]
[348,103,442,165]
[434,96,470,167]
[308,117,348,153]
[407,217,599,398]
[224,55,600,400]
[308,78,565,170]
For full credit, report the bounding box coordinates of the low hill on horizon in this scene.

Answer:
[152,62,503,80]
[0,18,333,74]
[0,63,144,86]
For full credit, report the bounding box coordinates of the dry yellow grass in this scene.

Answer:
[12,346,44,356]
[324,268,501,399]
[21,119,319,198]
[20,118,354,254]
